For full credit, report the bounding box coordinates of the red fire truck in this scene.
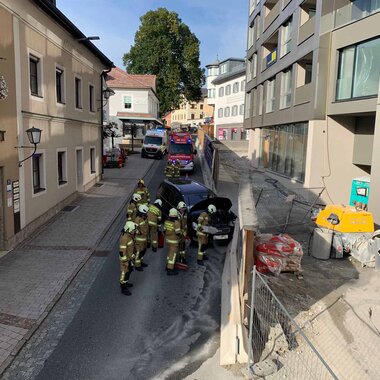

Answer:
[168,132,197,173]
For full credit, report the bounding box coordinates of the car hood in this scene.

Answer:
[189,197,232,213]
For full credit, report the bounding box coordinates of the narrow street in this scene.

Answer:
[3,156,228,380]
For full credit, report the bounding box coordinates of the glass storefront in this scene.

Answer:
[261,123,308,182]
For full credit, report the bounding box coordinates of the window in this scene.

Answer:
[248,24,255,49]
[200,104,204,110]
[191,113,195,119]
[261,123,308,182]
[232,105,238,116]
[233,82,239,93]
[241,80,246,92]
[336,38,380,100]
[247,58,253,82]
[220,63,227,74]
[255,14,261,41]
[259,85,263,115]
[56,67,64,104]
[253,54,258,78]
[90,147,96,173]
[123,95,132,109]
[219,87,224,97]
[239,104,244,115]
[218,108,223,117]
[75,77,82,109]
[29,54,41,97]
[224,107,230,117]
[280,68,292,109]
[57,151,67,185]
[245,92,252,119]
[32,153,45,193]
[280,18,292,57]
[253,89,257,117]
[266,78,276,113]
[89,85,95,112]
[207,66,219,76]
[225,85,231,95]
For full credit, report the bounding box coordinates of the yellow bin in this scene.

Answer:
[316,205,374,233]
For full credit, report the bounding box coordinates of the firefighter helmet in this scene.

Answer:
[177,201,187,210]
[207,204,217,214]
[138,204,149,214]
[169,208,178,217]
[124,221,137,233]
[154,199,162,207]
[132,193,142,202]
[138,179,145,185]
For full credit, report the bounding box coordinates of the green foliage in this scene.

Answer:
[123,8,205,116]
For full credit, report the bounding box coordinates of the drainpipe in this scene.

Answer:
[100,67,112,176]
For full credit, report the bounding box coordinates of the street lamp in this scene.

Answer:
[77,36,100,42]
[17,127,42,167]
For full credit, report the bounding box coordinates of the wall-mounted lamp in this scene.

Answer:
[17,127,42,167]
[77,36,100,42]
[0,130,5,142]
[98,87,115,111]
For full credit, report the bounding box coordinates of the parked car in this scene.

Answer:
[156,179,236,242]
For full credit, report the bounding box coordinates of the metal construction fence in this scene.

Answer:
[247,267,338,379]
[253,182,325,235]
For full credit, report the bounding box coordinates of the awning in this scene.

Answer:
[116,112,162,125]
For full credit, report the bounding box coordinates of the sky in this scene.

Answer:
[56,0,248,70]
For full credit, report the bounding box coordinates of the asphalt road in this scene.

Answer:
[36,156,228,380]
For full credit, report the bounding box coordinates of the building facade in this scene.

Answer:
[105,67,160,148]
[245,0,380,224]
[0,0,113,250]
[213,60,247,141]
[170,90,213,130]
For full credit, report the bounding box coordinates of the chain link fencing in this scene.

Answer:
[247,266,338,379]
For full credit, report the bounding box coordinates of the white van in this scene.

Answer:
[141,129,168,159]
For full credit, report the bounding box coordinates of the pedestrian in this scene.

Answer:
[134,179,150,206]
[196,204,216,265]
[163,208,182,275]
[164,160,174,179]
[127,193,142,221]
[147,199,162,252]
[177,201,188,263]
[134,204,149,271]
[118,221,137,296]
[173,160,181,178]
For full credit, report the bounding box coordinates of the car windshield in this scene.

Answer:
[144,136,162,145]
[185,192,211,208]
[170,143,193,154]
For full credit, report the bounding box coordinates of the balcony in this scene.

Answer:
[264,0,281,31]
[294,82,312,106]
[298,14,315,45]
[262,32,278,71]
[334,0,380,28]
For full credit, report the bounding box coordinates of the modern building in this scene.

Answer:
[169,89,213,129]
[105,67,161,148]
[0,0,113,250]
[212,59,248,141]
[245,0,380,224]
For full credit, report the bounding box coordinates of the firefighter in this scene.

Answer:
[164,160,174,179]
[163,208,182,275]
[173,160,181,178]
[127,193,142,221]
[196,204,216,265]
[147,199,162,252]
[134,179,150,206]
[134,204,149,271]
[119,221,137,296]
[177,201,188,263]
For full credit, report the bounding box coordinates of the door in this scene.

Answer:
[0,168,3,250]
[76,149,83,192]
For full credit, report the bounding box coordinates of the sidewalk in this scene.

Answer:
[0,154,155,375]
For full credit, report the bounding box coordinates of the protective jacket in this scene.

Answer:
[147,204,162,226]
[127,201,137,221]
[197,211,210,236]
[164,163,174,178]
[135,186,150,205]
[164,218,181,243]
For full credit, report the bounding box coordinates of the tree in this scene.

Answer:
[123,8,205,116]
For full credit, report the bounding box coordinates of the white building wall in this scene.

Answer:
[108,88,150,116]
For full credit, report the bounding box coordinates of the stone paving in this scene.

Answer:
[0,154,155,376]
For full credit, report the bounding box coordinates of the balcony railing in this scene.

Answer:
[294,82,312,106]
[264,0,281,31]
[298,15,315,45]
[334,1,380,28]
